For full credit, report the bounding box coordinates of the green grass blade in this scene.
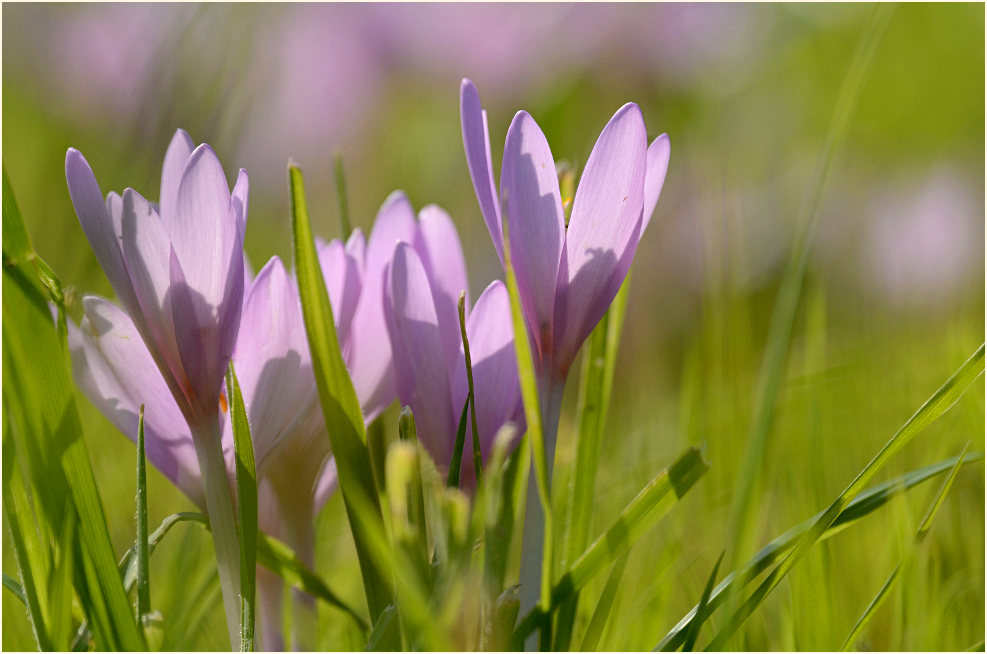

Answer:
[447,398,470,488]
[459,292,484,485]
[577,551,630,652]
[48,504,77,651]
[366,605,399,651]
[838,564,900,652]
[135,406,151,623]
[332,151,352,238]
[915,440,970,542]
[513,446,709,647]
[227,363,257,651]
[683,551,725,651]
[724,5,897,619]
[398,407,429,554]
[289,163,394,623]
[3,573,27,605]
[655,450,985,651]
[707,343,984,649]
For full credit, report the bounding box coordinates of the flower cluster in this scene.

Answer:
[64,81,668,649]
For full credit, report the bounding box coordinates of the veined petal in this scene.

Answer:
[452,281,524,467]
[642,134,670,234]
[348,192,417,422]
[501,110,565,356]
[317,239,362,351]
[460,78,504,262]
[66,149,138,312]
[159,129,195,229]
[383,243,456,462]
[70,296,203,506]
[414,205,470,382]
[170,144,239,313]
[231,257,315,472]
[555,103,647,373]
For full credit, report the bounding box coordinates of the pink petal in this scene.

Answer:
[383,243,456,462]
[232,168,249,238]
[158,129,194,229]
[554,103,647,373]
[414,204,470,384]
[460,78,504,262]
[501,110,565,357]
[642,134,670,234]
[317,238,362,351]
[345,228,367,283]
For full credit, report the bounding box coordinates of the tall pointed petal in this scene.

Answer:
[460,78,504,262]
[554,103,648,373]
[232,168,249,239]
[348,192,417,422]
[383,243,456,462]
[66,149,138,312]
[642,134,671,234]
[414,205,470,382]
[317,239,362,353]
[159,129,195,228]
[452,281,524,466]
[501,110,565,356]
[69,296,203,505]
[345,228,367,284]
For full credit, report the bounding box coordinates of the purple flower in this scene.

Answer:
[460,78,670,383]
[380,195,524,482]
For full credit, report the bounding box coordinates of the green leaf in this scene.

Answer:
[227,363,257,651]
[365,605,400,651]
[655,450,985,651]
[332,151,352,238]
[135,406,151,623]
[838,564,899,652]
[2,167,32,264]
[398,407,428,555]
[682,551,724,651]
[447,398,470,488]
[707,343,984,649]
[458,291,483,485]
[289,163,394,623]
[514,446,710,647]
[577,551,629,652]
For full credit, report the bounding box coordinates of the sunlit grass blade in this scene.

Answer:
[332,150,352,238]
[289,163,394,623]
[3,573,27,605]
[915,440,970,542]
[682,551,724,651]
[366,605,399,651]
[723,6,897,625]
[447,398,470,488]
[398,407,429,554]
[49,504,77,651]
[838,564,900,652]
[458,291,484,485]
[707,343,984,649]
[513,446,709,647]
[655,449,985,651]
[577,550,629,652]
[135,405,151,623]
[227,363,257,651]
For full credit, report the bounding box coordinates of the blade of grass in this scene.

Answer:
[398,407,429,556]
[289,163,394,624]
[707,343,984,649]
[655,450,985,651]
[49,503,77,651]
[458,292,484,485]
[3,573,27,605]
[332,151,352,238]
[135,406,151,623]
[447,398,471,488]
[682,551,725,651]
[838,564,900,652]
[577,551,630,652]
[227,363,257,651]
[723,7,897,632]
[513,446,709,647]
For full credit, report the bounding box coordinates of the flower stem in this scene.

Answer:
[257,567,285,652]
[191,415,242,649]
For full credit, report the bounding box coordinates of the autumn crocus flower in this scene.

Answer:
[65,129,248,643]
[381,195,524,483]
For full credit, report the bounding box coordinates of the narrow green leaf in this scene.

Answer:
[48,504,77,651]
[458,291,483,485]
[838,564,900,652]
[135,406,151,622]
[2,167,32,264]
[333,151,352,238]
[707,343,984,649]
[289,163,394,623]
[447,398,470,488]
[577,551,629,652]
[915,440,970,542]
[227,363,257,651]
[365,605,399,651]
[398,407,428,555]
[655,450,985,651]
[514,446,709,647]
[682,551,724,651]
[483,425,524,592]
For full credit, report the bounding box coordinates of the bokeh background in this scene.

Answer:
[3,3,984,650]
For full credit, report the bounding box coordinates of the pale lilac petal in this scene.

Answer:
[345,228,367,282]
[159,129,194,228]
[383,243,456,462]
[501,110,565,355]
[316,239,362,353]
[414,205,470,382]
[231,257,315,471]
[460,78,504,262]
[554,103,648,373]
[642,134,671,234]
[170,144,238,312]
[232,168,249,239]
[312,458,338,514]
[66,149,138,312]
[452,281,524,472]
[69,296,203,506]
[348,192,417,422]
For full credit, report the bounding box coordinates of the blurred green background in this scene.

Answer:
[3,3,984,650]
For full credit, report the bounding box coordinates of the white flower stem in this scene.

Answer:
[192,414,242,649]
[518,374,565,651]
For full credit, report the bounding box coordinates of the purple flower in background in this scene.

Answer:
[381,195,524,482]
